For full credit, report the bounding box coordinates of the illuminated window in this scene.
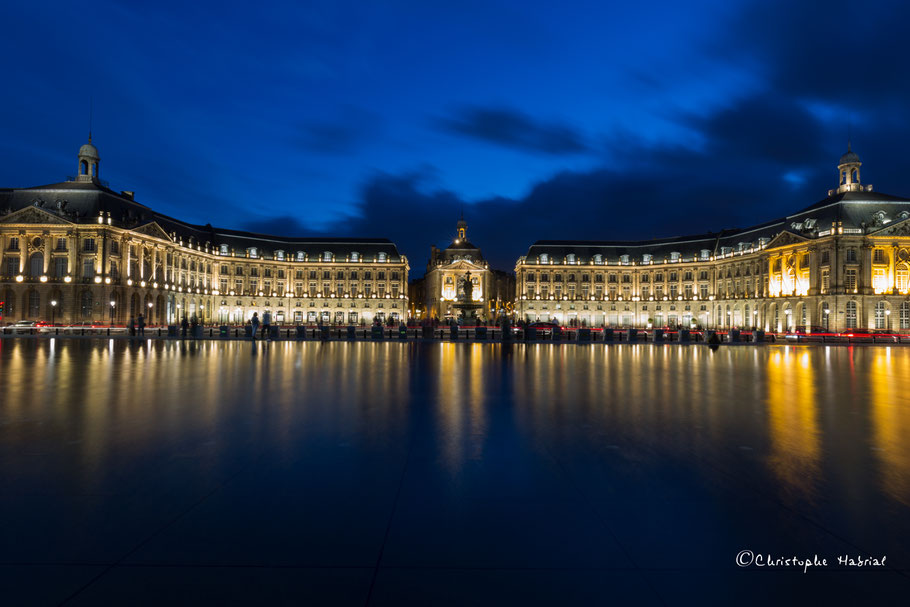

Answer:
[901,302,910,329]
[873,249,886,264]
[872,269,887,293]
[846,301,857,329]
[874,302,887,330]
[821,269,829,293]
[897,264,909,293]
[845,269,857,292]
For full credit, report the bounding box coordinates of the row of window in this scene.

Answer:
[523,270,713,283]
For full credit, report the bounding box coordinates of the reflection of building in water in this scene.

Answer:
[515,147,910,330]
[0,139,409,325]
[409,214,514,322]
[765,349,821,501]
[870,349,910,505]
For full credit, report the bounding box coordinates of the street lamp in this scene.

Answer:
[51,299,57,326]
[109,299,116,325]
[147,301,153,325]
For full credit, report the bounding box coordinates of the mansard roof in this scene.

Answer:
[0,180,404,262]
[523,188,910,264]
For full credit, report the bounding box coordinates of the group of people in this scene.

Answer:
[249,310,273,341]
[127,314,146,336]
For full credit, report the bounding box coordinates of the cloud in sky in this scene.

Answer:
[5,0,910,276]
[437,106,591,156]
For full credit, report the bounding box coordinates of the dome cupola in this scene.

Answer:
[836,142,861,193]
[76,136,100,183]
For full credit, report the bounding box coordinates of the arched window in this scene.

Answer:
[323,251,332,262]
[80,160,88,175]
[377,252,387,262]
[27,290,40,318]
[29,253,44,277]
[851,168,858,182]
[539,253,549,264]
[846,301,857,329]
[350,252,359,262]
[874,301,887,330]
[81,291,93,319]
[901,302,910,330]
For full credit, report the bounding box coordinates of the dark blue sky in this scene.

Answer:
[2,0,909,272]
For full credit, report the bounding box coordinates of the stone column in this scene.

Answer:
[19,233,26,274]
[861,243,873,295]
[43,232,51,274]
[68,232,76,280]
[808,247,819,296]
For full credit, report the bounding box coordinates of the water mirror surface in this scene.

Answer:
[2,339,909,604]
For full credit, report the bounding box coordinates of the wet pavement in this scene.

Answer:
[1,339,909,604]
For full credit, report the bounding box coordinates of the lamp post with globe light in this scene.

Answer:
[51,300,57,327]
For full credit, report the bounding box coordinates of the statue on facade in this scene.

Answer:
[461,271,473,302]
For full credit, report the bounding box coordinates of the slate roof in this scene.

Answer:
[524,189,910,264]
[0,179,404,262]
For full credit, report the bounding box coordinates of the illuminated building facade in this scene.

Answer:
[0,140,409,325]
[515,147,910,332]
[409,215,514,321]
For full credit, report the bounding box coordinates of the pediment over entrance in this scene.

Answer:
[0,206,73,225]
[132,221,173,241]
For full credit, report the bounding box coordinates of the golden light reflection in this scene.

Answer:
[436,342,488,472]
[869,348,910,505]
[765,347,821,502]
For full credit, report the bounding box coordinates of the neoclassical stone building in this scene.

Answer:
[515,147,910,332]
[0,140,409,325]
[409,215,514,322]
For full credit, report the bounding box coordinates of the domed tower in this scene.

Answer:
[455,213,467,243]
[836,143,861,193]
[76,137,100,183]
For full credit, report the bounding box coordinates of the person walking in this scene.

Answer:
[137,313,145,336]
[181,315,189,338]
[262,309,272,341]
[251,312,260,341]
[128,315,136,336]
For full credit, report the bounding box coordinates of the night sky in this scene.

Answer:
[2,0,909,272]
